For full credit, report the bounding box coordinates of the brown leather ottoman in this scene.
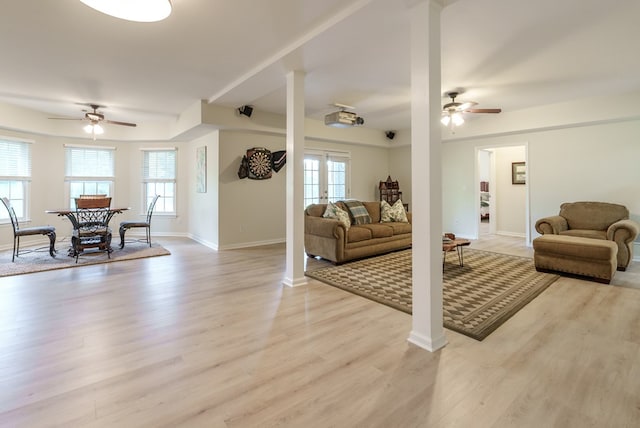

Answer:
[533,235,618,284]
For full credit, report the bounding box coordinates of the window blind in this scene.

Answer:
[143,150,176,180]
[65,146,114,177]
[0,139,31,179]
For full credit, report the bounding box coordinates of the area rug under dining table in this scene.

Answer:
[0,241,170,277]
[305,248,559,340]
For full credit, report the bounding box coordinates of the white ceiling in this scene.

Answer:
[1,0,639,134]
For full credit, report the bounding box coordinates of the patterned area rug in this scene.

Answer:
[305,248,559,340]
[0,241,170,277]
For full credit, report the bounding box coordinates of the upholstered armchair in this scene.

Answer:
[535,201,639,270]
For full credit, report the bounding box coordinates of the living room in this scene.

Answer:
[2,0,640,426]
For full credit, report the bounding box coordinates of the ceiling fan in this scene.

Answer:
[441,91,501,128]
[49,103,137,139]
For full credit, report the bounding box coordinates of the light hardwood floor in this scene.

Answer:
[1,236,639,427]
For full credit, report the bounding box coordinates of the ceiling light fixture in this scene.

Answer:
[84,122,104,140]
[441,111,464,129]
[79,0,172,23]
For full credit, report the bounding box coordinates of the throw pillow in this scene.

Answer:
[381,199,408,223]
[323,202,351,230]
[342,200,372,225]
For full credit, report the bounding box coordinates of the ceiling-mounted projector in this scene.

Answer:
[324,110,365,128]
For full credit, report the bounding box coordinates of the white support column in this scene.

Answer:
[408,0,447,352]
[283,70,308,287]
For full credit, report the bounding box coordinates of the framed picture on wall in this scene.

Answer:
[196,146,207,192]
[512,161,526,185]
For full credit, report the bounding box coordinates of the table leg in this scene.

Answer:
[456,245,464,267]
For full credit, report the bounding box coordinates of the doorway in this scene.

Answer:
[476,144,529,243]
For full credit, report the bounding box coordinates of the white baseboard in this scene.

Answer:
[218,238,286,251]
[496,231,526,238]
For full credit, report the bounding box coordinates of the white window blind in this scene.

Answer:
[0,139,31,179]
[65,146,114,178]
[143,150,176,180]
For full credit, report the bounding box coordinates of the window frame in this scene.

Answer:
[64,144,116,209]
[141,148,177,216]
[0,137,33,223]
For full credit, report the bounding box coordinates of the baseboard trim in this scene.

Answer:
[496,231,526,238]
[407,330,448,352]
[218,238,286,251]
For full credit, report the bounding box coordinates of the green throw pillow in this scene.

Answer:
[342,200,372,225]
[323,202,351,229]
[381,199,408,223]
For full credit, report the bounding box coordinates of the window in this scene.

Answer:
[65,145,115,209]
[0,138,31,221]
[303,151,350,207]
[142,149,176,214]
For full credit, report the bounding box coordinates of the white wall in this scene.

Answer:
[188,131,219,248]
[494,145,526,236]
[0,129,189,251]
[217,130,287,249]
[388,145,412,208]
[441,119,640,248]
[213,131,392,249]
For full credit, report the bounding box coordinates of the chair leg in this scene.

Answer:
[147,226,151,247]
[12,236,17,262]
[119,225,127,249]
[48,231,56,258]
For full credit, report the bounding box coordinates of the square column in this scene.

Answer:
[408,0,447,351]
[283,70,307,287]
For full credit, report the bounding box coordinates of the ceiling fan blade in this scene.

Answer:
[466,108,502,114]
[48,117,83,121]
[105,119,137,127]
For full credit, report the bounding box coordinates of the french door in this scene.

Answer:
[304,151,350,207]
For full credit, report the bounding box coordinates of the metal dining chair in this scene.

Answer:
[1,197,56,262]
[119,195,160,248]
[71,197,113,262]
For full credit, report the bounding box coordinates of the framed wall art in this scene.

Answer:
[512,161,526,185]
[196,146,207,192]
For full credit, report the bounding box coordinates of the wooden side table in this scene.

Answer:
[443,238,471,268]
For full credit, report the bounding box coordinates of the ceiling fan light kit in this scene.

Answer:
[440,90,501,130]
[84,123,104,135]
[48,103,137,139]
[79,0,172,23]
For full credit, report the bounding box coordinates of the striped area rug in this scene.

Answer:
[305,248,558,340]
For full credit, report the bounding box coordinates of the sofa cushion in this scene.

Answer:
[347,226,372,243]
[384,221,412,235]
[342,200,372,225]
[560,229,607,240]
[380,199,408,223]
[306,204,326,217]
[359,224,394,238]
[559,202,628,230]
[322,202,351,230]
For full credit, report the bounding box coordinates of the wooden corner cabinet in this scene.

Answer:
[379,176,408,211]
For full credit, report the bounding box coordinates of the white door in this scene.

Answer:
[304,152,350,207]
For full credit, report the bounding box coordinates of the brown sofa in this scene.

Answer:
[535,201,639,271]
[305,201,411,263]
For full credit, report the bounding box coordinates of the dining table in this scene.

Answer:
[46,207,129,256]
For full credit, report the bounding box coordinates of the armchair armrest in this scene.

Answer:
[607,219,640,243]
[305,215,347,239]
[535,215,568,235]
